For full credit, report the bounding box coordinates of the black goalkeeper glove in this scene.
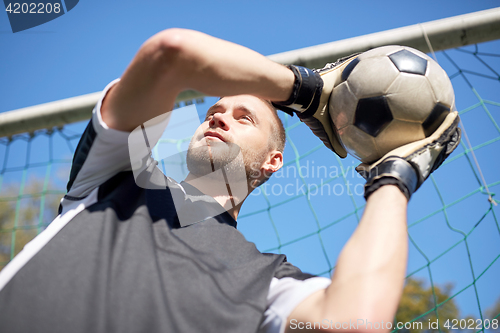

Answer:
[272,54,360,158]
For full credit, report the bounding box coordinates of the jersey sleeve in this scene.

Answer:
[66,79,132,198]
[258,261,332,333]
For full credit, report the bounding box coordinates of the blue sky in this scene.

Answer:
[1,0,500,322]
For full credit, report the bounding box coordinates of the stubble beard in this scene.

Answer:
[186,139,265,184]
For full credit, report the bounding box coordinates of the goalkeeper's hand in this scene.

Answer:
[272,55,360,158]
[355,111,461,201]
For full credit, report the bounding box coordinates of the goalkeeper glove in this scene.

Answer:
[355,111,461,201]
[272,54,360,158]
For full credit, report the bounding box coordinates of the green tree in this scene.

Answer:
[396,277,459,333]
[0,178,62,271]
[486,296,500,320]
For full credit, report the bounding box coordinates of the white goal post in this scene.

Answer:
[1,7,500,138]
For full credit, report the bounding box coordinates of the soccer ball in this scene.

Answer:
[330,45,455,163]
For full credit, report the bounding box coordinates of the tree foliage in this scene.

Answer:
[486,296,500,320]
[396,277,459,333]
[0,178,62,271]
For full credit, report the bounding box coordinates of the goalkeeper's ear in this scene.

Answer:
[249,150,283,188]
[262,150,283,178]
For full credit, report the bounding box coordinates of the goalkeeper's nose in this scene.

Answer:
[209,112,229,131]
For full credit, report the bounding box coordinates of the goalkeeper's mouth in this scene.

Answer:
[204,131,227,142]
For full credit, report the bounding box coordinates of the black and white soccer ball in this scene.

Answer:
[330,45,455,163]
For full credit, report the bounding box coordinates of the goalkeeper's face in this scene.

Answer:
[187,95,283,185]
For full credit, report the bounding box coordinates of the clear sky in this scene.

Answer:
[1,0,499,322]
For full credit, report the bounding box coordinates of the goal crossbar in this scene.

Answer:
[1,7,500,138]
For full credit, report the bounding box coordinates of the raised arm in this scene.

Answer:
[101,28,294,132]
[281,108,460,333]
[285,185,408,333]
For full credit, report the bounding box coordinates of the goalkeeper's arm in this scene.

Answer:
[100,28,294,132]
[286,185,408,333]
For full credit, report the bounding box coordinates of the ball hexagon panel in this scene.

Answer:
[375,120,425,157]
[422,103,450,137]
[426,59,455,108]
[388,49,428,75]
[338,125,380,162]
[346,56,400,98]
[354,96,393,137]
[330,82,358,130]
[386,73,436,122]
[401,46,433,63]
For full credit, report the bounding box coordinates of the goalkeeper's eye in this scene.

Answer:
[239,115,253,123]
[205,112,215,121]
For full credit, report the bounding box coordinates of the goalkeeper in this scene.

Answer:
[0,29,460,333]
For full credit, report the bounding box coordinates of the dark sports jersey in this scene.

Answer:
[0,80,331,333]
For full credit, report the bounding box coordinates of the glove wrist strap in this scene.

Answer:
[272,65,323,117]
[363,157,418,201]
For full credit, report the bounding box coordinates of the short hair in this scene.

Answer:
[254,98,286,188]
[258,98,286,154]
